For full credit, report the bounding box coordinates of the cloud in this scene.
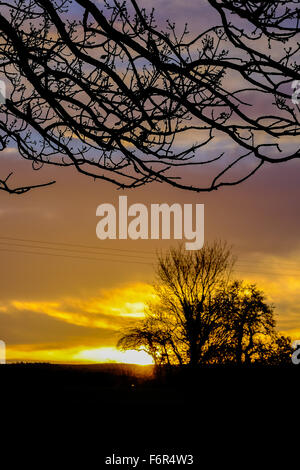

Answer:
[11,282,153,327]
[0,282,154,362]
[234,250,300,339]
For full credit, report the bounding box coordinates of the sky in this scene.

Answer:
[0,0,300,364]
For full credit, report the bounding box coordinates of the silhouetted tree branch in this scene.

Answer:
[0,0,299,193]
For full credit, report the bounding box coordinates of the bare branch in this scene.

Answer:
[0,0,299,193]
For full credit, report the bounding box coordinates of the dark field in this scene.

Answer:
[1,361,297,406]
[0,362,296,464]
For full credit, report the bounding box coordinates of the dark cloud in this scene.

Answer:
[0,307,118,347]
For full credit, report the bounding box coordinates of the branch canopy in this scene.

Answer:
[0,0,299,193]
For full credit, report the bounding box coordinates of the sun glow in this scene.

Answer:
[3,282,157,365]
[75,347,153,365]
[5,345,154,365]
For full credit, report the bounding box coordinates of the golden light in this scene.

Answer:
[74,347,154,365]
[5,345,154,365]
[4,283,157,365]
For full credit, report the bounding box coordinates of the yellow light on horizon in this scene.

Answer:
[5,345,154,365]
[75,347,154,365]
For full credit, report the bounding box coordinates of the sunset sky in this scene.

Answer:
[0,0,300,364]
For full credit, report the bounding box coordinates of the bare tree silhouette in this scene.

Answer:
[118,243,292,366]
[0,0,299,193]
[118,242,235,366]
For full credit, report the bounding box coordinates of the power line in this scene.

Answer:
[1,246,298,277]
[1,235,299,267]
[0,235,299,276]
[234,268,300,277]
[0,247,154,266]
[0,240,154,261]
[236,260,300,270]
[0,236,156,256]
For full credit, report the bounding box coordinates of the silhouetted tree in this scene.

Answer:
[118,243,292,366]
[0,0,299,193]
[255,334,292,366]
[215,281,291,364]
[118,241,235,366]
[117,313,184,366]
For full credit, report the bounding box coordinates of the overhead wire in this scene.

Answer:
[0,235,299,276]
